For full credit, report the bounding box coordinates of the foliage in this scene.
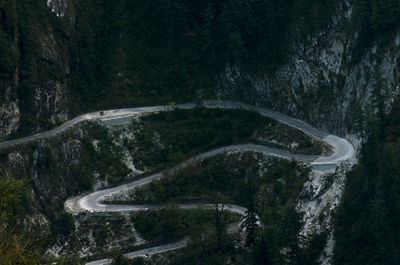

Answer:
[129,108,269,170]
[240,158,259,246]
[0,228,42,265]
[132,205,189,241]
[132,205,239,264]
[130,153,260,204]
[0,178,31,226]
[128,151,318,264]
[0,179,42,264]
[0,0,70,135]
[353,0,400,34]
[80,128,131,187]
[68,0,336,111]
[50,212,75,238]
[1,0,339,138]
[351,0,400,59]
[129,107,319,172]
[132,205,236,244]
[333,98,400,265]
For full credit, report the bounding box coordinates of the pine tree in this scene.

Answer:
[352,100,367,141]
[241,163,258,246]
[253,235,271,265]
[214,203,227,251]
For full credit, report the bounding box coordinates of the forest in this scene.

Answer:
[3,0,400,135]
[334,101,400,264]
[69,0,336,109]
[1,0,336,133]
[2,0,400,264]
[351,0,400,59]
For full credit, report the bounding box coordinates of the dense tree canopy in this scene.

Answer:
[0,179,42,264]
[69,0,336,109]
[334,99,400,265]
[351,0,400,58]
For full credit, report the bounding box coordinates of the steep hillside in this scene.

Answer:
[333,99,400,265]
[0,107,331,262]
[220,0,400,135]
[1,0,400,140]
[0,0,71,139]
[1,1,400,264]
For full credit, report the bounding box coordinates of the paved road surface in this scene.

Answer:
[0,101,355,264]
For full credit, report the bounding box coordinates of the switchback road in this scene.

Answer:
[0,101,355,264]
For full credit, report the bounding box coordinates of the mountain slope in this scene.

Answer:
[1,0,400,140]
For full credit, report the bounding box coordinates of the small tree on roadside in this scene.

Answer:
[189,207,214,254]
[214,203,228,251]
[371,71,388,122]
[241,159,259,246]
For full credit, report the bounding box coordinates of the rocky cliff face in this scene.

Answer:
[0,139,81,216]
[1,0,398,139]
[47,0,69,17]
[219,0,400,135]
[0,84,19,138]
[0,120,145,258]
[0,0,72,140]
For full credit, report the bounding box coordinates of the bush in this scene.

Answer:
[51,212,75,238]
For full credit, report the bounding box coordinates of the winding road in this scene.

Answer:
[0,101,355,264]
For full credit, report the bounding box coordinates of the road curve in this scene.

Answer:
[0,101,354,166]
[0,101,355,264]
[85,204,249,265]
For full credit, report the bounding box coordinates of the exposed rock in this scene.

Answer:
[219,0,400,135]
[47,0,68,17]
[0,98,19,139]
[40,34,62,65]
[296,135,360,264]
[33,80,69,125]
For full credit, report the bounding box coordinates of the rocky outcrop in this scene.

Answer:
[1,0,396,139]
[0,139,82,216]
[33,80,69,125]
[47,0,69,17]
[219,0,399,135]
[0,121,144,258]
[0,87,20,138]
[0,1,72,140]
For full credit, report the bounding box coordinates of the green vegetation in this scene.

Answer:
[0,0,70,135]
[1,0,338,135]
[119,152,324,264]
[0,178,42,264]
[0,178,31,225]
[80,127,131,187]
[120,153,308,207]
[50,212,75,239]
[0,124,136,262]
[353,0,400,35]
[73,213,137,253]
[4,1,400,263]
[129,108,268,170]
[132,205,238,244]
[0,1,17,80]
[351,0,400,59]
[69,0,336,111]
[0,108,325,264]
[0,228,42,265]
[132,205,240,265]
[333,99,400,264]
[46,256,82,265]
[128,107,322,171]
